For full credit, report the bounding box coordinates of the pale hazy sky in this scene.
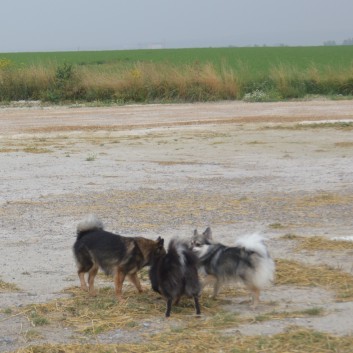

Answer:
[1,0,353,53]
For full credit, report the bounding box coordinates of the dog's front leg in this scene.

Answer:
[114,270,126,299]
[128,273,143,293]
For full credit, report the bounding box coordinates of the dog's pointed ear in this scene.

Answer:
[203,227,212,240]
[156,236,164,248]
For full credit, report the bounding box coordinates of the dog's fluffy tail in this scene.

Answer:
[236,233,275,289]
[168,237,197,272]
[168,238,187,268]
[76,214,104,238]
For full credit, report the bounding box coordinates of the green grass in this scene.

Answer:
[29,311,50,327]
[1,46,353,103]
[2,46,353,74]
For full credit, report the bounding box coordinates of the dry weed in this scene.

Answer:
[13,327,353,353]
[276,259,353,301]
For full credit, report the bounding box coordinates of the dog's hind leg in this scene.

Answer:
[88,265,99,296]
[76,253,93,291]
[78,271,88,291]
[250,286,260,308]
[173,295,182,305]
[212,278,222,299]
[201,275,221,298]
[114,269,126,299]
[128,273,143,293]
[194,295,201,316]
[165,297,173,317]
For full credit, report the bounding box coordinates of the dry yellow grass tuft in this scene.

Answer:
[233,326,353,353]
[13,327,353,353]
[294,235,353,251]
[151,160,202,166]
[0,148,19,153]
[0,278,20,292]
[14,284,224,335]
[294,192,353,208]
[335,141,353,148]
[23,147,52,154]
[276,258,353,301]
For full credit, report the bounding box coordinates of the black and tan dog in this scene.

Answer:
[73,214,165,299]
[149,237,201,317]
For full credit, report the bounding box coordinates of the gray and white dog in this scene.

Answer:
[190,227,275,307]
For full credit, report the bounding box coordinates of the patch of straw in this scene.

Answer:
[23,147,52,154]
[295,235,353,251]
[0,278,20,292]
[13,326,353,353]
[8,262,353,353]
[234,326,353,353]
[294,192,353,208]
[276,258,353,301]
[14,284,223,335]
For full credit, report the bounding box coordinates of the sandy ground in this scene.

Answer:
[1,100,353,351]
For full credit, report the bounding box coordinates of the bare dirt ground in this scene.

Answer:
[1,100,353,352]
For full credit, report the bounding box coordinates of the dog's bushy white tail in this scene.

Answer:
[235,233,268,257]
[236,233,275,288]
[77,214,104,235]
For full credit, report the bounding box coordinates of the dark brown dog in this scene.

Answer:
[73,214,165,299]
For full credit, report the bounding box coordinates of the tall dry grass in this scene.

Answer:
[78,61,239,102]
[0,65,54,100]
[0,60,352,103]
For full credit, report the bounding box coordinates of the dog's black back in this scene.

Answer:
[149,239,201,317]
[74,229,147,275]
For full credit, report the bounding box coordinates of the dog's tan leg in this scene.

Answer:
[174,296,181,305]
[88,266,98,296]
[202,275,215,289]
[201,275,220,298]
[250,287,260,308]
[114,270,126,299]
[212,279,221,299]
[78,272,88,291]
[128,273,143,293]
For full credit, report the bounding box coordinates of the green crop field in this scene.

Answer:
[2,46,353,73]
[1,46,353,103]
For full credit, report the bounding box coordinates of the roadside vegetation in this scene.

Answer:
[0,46,353,104]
